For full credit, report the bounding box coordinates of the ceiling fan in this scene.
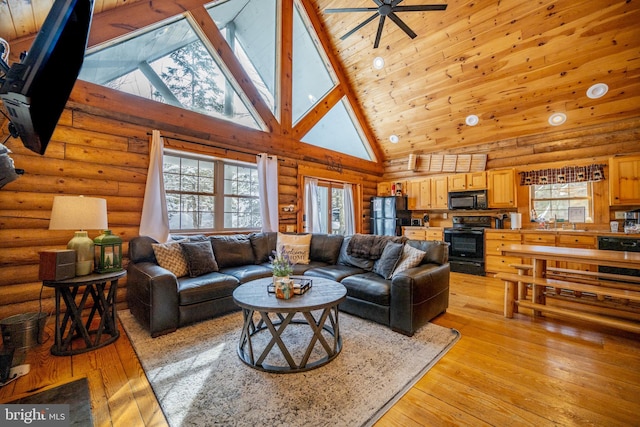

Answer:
[325,0,447,48]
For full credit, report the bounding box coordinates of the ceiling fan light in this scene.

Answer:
[465,115,479,126]
[548,112,567,126]
[587,83,608,99]
[373,56,385,69]
[389,134,399,143]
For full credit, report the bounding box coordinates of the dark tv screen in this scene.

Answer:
[0,0,94,155]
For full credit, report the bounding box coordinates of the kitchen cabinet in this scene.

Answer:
[403,227,443,241]
[448,171,487,191]
[488,168,517,208]
[609,155,640,205]
[406,180,421,210]
[418,179,432,209]
[431,176,449,209]
[377,182,392,196]
[448,174,467,191]
[426,229,443,241]
[467,171,487,189]
[485,231,522,274]
[404,227,426,240]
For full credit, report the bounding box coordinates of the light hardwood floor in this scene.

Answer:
[1,273,639,426]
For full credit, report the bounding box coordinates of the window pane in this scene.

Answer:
[80,16,261,129]
[207,0,278,114]
[331,187,345,235]
[530,181,593,223]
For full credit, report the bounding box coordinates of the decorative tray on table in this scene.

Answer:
[267,276,313,295]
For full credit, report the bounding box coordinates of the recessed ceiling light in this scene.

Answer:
[548,112,567,126]
[587,83,608,99]
[389,134,399,143]
[373,56,385,69]
[465,115,479,126]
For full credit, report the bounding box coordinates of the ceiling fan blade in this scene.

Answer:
[374,15,386,49]
[392,5,448,12]
[388,12,417,39]
[325,7,378,13]
[340,13,380,41]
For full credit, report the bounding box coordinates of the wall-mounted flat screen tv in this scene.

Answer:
[0,0,94,155]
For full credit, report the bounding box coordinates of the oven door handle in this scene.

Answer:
[444,230,485,235]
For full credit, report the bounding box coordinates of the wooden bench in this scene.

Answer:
[496,272,640,334]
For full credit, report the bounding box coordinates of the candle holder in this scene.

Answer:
[94,230,123,273]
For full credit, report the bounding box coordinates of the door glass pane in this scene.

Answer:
[331,187,345,235]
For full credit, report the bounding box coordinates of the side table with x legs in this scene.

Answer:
[43,270,125,356]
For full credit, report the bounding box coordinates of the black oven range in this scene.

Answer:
[444,216,493,276]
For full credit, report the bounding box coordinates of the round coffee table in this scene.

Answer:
[232,277,347,373]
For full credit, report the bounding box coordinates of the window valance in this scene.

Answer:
[519,164,606,186]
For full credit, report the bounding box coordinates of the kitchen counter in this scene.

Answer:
[489,229,640,238]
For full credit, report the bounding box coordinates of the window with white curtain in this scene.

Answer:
[163,150,261,231]
[305,179,351,235]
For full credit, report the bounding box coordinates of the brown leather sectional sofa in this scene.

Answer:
[126,232,450,337]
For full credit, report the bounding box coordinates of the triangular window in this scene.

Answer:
[79,15,262,130]
[206,0,278,117]
[292,2,337,125]
[302,97,374,161]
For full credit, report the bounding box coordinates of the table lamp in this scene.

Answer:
[49,196,108,276]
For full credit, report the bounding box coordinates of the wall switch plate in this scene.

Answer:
[615,211,626,219]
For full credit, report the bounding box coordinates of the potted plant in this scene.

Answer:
[270,248,294,280]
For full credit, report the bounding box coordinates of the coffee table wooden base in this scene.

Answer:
[237,305,342,373]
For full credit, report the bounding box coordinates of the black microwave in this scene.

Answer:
[448,190,488,210]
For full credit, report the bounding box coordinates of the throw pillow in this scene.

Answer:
[392,244,426,278]
[276,233,312,264]
[151,241,188,278]
[373,242,404,279]
[179,241,219,277]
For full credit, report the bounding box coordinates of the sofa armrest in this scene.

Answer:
[127,261,180,337]
[389,263,450,335]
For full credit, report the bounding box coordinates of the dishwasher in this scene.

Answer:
[597,236,640,279]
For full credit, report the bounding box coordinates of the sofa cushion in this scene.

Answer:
[180,241,219,277]
[406,240,449,265]
[337,236,375,271]
[309,234,344,264]
[341,272,391,306]
[250,232,277,264]
[392,244,426,278]
[304,264,366,282]
[373,242,404,279]
[290,260,328,275]
[277,232,311,264]
[209,234,256,268]
[152,240,189,277]
[219,264,273,283]
[177,273,239,306]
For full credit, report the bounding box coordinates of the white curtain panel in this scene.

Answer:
[139,130,170,243]
[304,177,321,233]
[256,153,279,232]
[344,183,356,235]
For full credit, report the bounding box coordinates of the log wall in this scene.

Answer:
[0,110,379,321]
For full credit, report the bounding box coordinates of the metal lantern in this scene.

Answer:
[94,230,123,273]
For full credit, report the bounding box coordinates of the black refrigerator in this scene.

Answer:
[370,196,411,236]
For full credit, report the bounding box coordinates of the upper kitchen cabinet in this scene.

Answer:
[448,172,487,191]
[488,168,517,208]
[431,176,449,209]
[610,155,640,205]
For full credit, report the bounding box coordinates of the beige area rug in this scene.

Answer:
[119,309,460,427]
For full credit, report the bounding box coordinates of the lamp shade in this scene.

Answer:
[49,196,108,276]
[49,196,108,231]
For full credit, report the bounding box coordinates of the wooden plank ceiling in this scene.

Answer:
[1,0,639,166]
